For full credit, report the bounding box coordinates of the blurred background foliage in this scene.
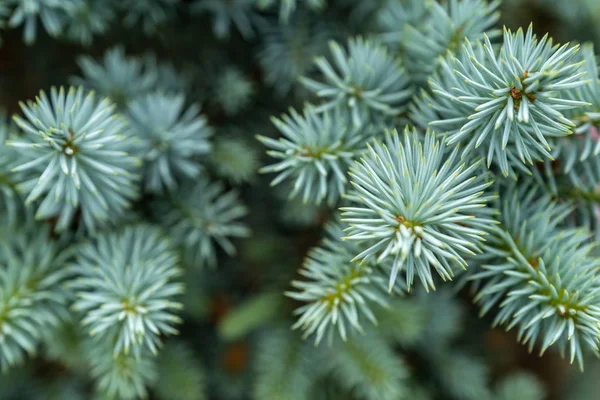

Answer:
[0,0,600,399]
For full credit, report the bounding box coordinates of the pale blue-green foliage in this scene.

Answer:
[411,48,506,177]
[71,47,159,107]
[563,156,600,236]
[211,133,260,184]
[0,117,21,225]
[256,0,325,23]
[408,86,441,134]
[565,44,600,136]
[253,328,320,400]
[470,182,600,370]
[213,66,255,116]
[329,332,407,400]
[142,53,193,95]
[300,37,413,127]
[286,221,401,345]
[376,0,430,49]
[6,0,77,44]
[531,146,600,238]
[9,86,140,233]
[526,52,600,238]
[115,0,179,36]
[0,218,71,371]
[549,126,600,180]
[258,106,377,205]
[427,26,588,176]
[0,0,598,397]
[257,12,332,96]
[63,0,114,46]
[69,225,184,356]
[494,371,546,400]
[154,341,206,400]
[87,336,157,400]
[342,128,497,292]
[393,0,501,83]
[153,176,250,268]
[192,0,256,39]
[555,44,600,170]
[126,92,212,193]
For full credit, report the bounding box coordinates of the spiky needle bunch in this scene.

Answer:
[9,86,139,232]
[343,128,497,291]
[471,183,600,370]
[286,222,399,345]
[64,0,115,46]
[551,44,600,172]
[565,44,600,136]
[87,337,157,400]
[377,0,431,49]
[300,37,413,127]
[154,176,250,268]
[401,0,501,83]
[257,12,332,96]
[126,92,213,193]
[7,0,77,44]
[71,46,158,106]
[0,218,71,371]
[428,25,588,176]
[69,225,183,356]
[192,0,256,39]
[258,105,377,205]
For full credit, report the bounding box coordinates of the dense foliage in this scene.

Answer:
[2,0,600,399]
